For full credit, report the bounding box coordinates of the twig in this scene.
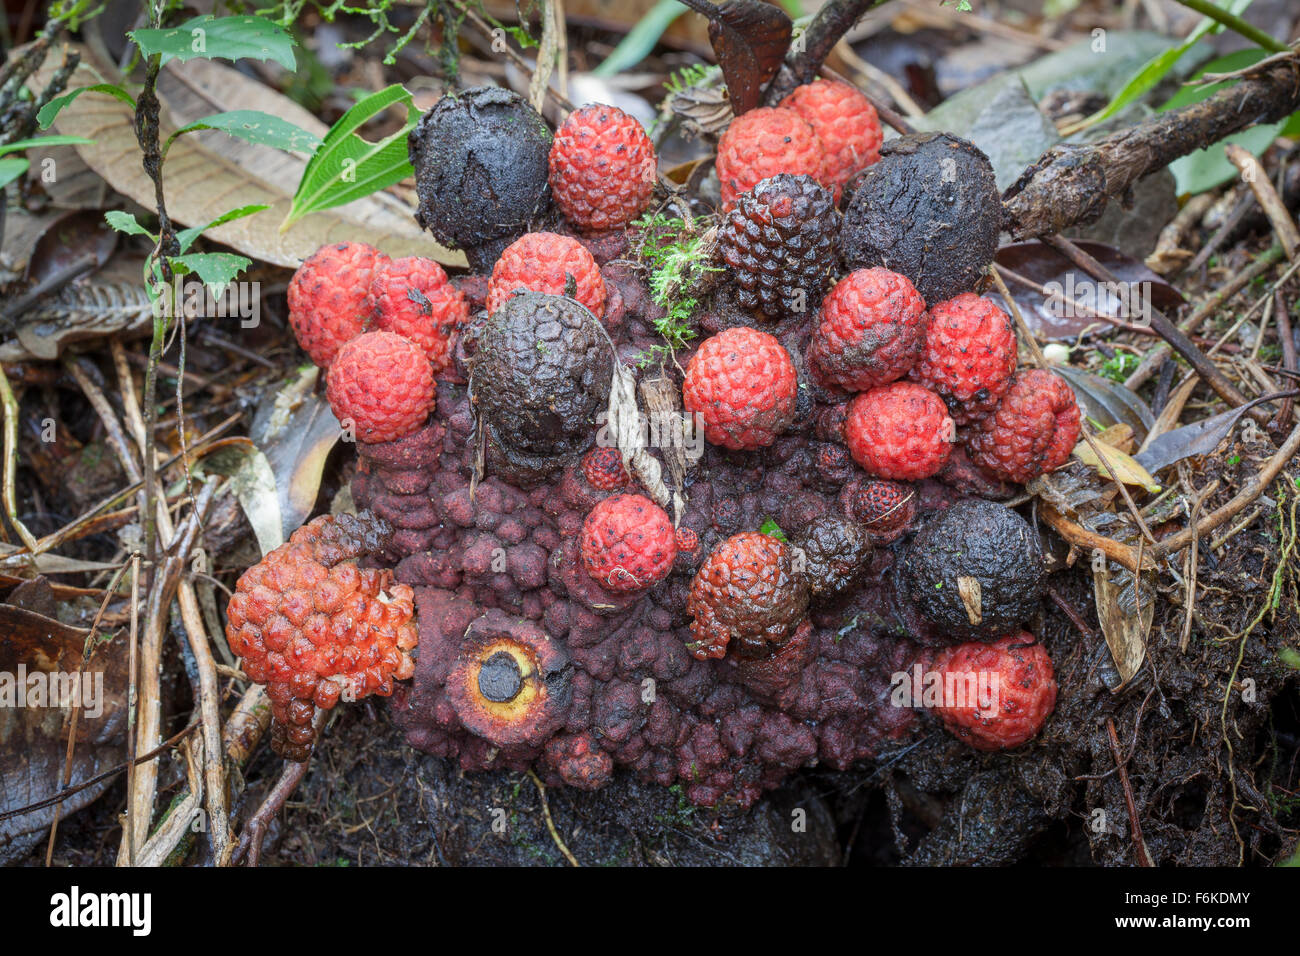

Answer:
[137,685,271,868]
[990,260,1159,548]
[528,0,560,114]
[526,769,580,867]
[0,362,37,551]
[1179,484,1204,651]
[0,719,200,824]
[1183,185,1254,275]
[1043,235,1264,420]
[1126,245,1286,390]
[64,356,150,524]
[173,481,228,861]
[1039,504,1142,573]
[1226,143,1300,259]
[1147,192,1216,274]
[1106,717,1154,866]
[899,0,1066,51]
[1003,56,1300,239]
[0,413,239,562]
[787,0,887,84]
[119,490,213,863]
[46,558,135,865]
[232,756,313,868]
[1153,420,1300,559]
[830,42,924,119]
[1047,585,1099,642]
[455,1,576,112]
[996,262,1157,336]
[1270,290,1296,433]
[121,554,141,866]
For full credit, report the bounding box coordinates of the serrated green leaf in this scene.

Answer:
[176,204,270,254]
[0,134,96,157]
[37,84,136,129]
[105,210,155,239]
[169,252,251,299]
[1083,0,1254,127]
[130,15,296,70]
[0,158,28,189]
[165,110,321,159]
[282,84,416,230]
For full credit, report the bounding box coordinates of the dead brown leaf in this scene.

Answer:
[31,52,464,269]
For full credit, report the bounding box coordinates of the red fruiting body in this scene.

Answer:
[687,531,809,661]
[910,293,1017,424]
[367,256,469,376]
[581,446,630,490]
[778,79,882,201]
[715,107,824,209]
[809,268,929,392]
[580,493,677,592]
[844,382,954,481]
[487,231,607,317]
[964,368,1081,483]
[683,326,798,451]
[287,242,387,367]
[928,632,1057,751]
[843,478,917,542]
[675,527,699,554]
[326,331,436,444]
[225,512,417,760]
[549,104,656,231]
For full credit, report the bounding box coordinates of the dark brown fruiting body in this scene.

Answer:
[409,87,553,272]
[468,291,611,471]
[719,174,841,318]
[839,132,999,304]
[899,498,1044,642]
[795,515,873,603]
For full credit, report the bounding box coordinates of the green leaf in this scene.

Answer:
[0,158,29,190]
[1161,48,1280,194]
[130,14,297,70]
[1280,109,1300,139]
[1159,48,1272,110]
[282,84,416,230]
[759,517,787,542]
[37,84,136,129]
[594,0,688,76]
[165,110,322,158]
[0,134,96,157]
[169,252,252,299]
[1083,0,1255,128]
[176,204,271,254]
[105,210,155,239]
